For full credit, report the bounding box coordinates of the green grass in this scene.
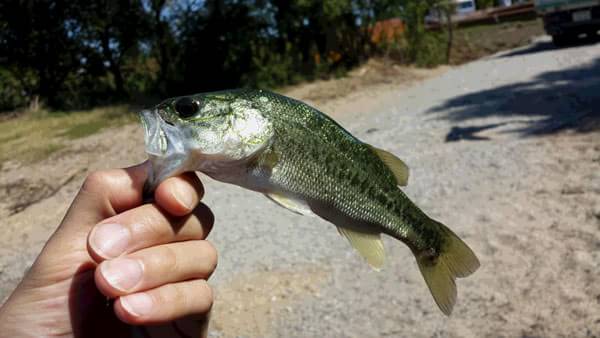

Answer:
[0,105,137,164]
[60,120,108,139]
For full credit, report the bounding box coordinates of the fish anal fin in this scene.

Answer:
[368,145,409,186]
[265,193,313,216]
[337,226,385,270]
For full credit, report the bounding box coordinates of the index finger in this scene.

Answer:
[154,172,205,217]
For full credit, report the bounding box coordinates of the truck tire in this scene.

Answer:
[586,28,599,40]
[552,33,574,47]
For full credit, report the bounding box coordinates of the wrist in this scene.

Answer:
[0,278,75,338]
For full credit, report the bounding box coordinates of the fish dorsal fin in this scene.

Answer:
[368,145,410,186]
[337,226,385,269]
[265,193,314,216]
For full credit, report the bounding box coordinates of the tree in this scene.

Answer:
[0,0,82,108]
[436,0,457,63]
[0,0,456,112]
[75,0,150,98]
[176,0,270,93]
[146,0,175,96]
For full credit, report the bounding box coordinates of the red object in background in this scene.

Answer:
[371,18,406,44]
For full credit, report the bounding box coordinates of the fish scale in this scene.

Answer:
[270,133,410,238]
[254,92,423,242]
[141,89,480,315]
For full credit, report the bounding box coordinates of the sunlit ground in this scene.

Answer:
[0,106,136,165]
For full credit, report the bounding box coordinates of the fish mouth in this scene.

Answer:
[140,109,169,156]
[139,109,188,193]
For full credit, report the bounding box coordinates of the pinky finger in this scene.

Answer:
[114,280,213,325]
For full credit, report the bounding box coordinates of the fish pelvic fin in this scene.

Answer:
[337,226,385,270]
[265,193,314,216]
[368,145,409,186]
[414,220,480,316]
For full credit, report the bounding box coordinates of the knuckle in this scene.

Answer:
[159,245,179,274]
[139,205,171,237]
[150,288,167,309]
[170,283,189,311]
[82,170,113,193]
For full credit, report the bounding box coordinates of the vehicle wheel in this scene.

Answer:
[586,29,599,41]
[552,33,573,47]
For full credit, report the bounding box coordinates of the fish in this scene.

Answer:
[139,89,480,315]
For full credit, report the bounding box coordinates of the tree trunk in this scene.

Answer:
[110,60,125,98]
[29,95,40,112]
[151,0,169,95]
[445,6,454,63]
[101,31,126,98]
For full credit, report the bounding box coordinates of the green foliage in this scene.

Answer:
[399,0,451,67]
[0,0,457,112]
[243,43,300,89]
[0,67,30,111]
[412,32,448,67]
[476,0,496,9]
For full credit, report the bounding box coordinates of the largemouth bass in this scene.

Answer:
[140,89,479,315]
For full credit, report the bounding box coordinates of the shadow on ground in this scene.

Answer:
[499,33,600,58]
[445,122,507,142]
[429,56,600,137]
[498,40,556,58]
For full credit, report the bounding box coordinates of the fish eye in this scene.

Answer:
[174,97,199,118]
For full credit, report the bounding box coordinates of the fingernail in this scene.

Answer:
[90,223,131,258]
[121,293,154,317]
[171,180,194,210]
[101,258,143,291]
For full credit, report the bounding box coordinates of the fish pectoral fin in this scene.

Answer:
[337,226,385,270]
[265,193,314,216]
[368,145,409,186]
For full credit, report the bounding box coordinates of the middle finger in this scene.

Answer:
[95,240,218,297]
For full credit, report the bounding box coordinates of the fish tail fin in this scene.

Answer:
[413,219,479,316]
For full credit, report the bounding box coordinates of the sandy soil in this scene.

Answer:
[1,39,599,338]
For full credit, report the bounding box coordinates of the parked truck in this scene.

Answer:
[534,0,600,46]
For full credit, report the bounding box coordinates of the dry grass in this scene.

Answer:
[0,105,136,165]
[450,18,545,64]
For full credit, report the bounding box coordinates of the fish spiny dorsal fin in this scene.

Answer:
[336,226,385,269]
[368,145,409,186]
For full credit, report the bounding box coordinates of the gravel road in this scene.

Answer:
[1,37,599,338]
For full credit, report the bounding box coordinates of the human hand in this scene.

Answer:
[0,162,216,337]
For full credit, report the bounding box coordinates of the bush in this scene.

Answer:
[243,43,300,89]
[0,68,33,112]
[476,0,496,9]
[412,32,448,67]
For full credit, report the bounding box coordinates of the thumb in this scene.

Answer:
[25,162,151,286]
[61,161,151,235]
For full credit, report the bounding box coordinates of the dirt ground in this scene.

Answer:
[1,37,599,338]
